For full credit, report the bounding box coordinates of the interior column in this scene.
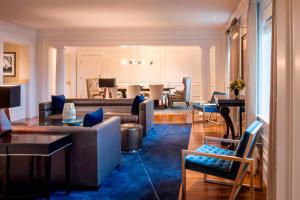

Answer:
[201,46,211,101]
[55,45,66,95]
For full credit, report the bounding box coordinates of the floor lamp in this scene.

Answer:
[0,85,21,121]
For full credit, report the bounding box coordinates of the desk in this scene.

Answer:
[0,134,72,200]
[215,95,245,140]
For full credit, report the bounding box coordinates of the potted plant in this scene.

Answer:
[229,78,245,99]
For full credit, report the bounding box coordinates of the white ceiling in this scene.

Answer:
[0,0,240,31]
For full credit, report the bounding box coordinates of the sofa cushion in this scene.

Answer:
[131,95,145,115]
[104,112,138,123]
[0,109,12,135]
[83,108,104,127]
[51,95,66,114]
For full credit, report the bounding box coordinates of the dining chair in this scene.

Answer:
[168,77,191,108]
[182,120,263,200]
[127,85,141,98]
[149,84,165,106]
[86,78,103,99]
[109,86,122,98]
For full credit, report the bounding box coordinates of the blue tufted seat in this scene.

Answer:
[182,120,263,200]
[185,145,236,180]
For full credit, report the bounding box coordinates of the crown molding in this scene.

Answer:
[227,0,249,27]
[37,27,225,42]
[0,21,37,36]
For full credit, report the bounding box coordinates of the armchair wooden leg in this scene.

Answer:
[192,108,195,123]
[182,152,186,200]
[250,162,254,200]
[229,181,239,200]
[204,174,207,182]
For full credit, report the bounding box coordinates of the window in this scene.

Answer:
[257,9,272,122]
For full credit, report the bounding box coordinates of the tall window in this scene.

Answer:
[257,11,272,122]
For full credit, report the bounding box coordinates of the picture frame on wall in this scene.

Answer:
[3,52,16,77]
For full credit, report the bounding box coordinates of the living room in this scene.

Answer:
[1,0,300,200]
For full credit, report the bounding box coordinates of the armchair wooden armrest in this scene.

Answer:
[182,150,253,164]
[204,136,240,145]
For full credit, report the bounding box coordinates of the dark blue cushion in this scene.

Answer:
[131,95,145,115]
[193,103,219,113]
[51,95,65,114]
[83,108,104,127]
[185,145,237,180]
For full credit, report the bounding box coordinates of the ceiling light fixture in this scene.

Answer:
[121,46,153,66]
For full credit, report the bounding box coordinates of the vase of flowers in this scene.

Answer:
[229,78,245,99]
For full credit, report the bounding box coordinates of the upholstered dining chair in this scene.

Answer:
[149,84,165,107]
[182,120,263,200]
[192,91,226,126]
[86,78,103,99]
[127,85,141,98]
[168,77,191,108]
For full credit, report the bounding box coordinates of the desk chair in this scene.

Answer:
[192,91,226,126]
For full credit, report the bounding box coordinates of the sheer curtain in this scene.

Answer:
[246,0,258,126]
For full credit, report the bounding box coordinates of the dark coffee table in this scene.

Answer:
[0,133,72,200]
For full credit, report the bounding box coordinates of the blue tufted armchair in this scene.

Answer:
[181,120,263,200]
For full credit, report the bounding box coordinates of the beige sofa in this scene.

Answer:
[10,117,121,188]
[39,98,154,135]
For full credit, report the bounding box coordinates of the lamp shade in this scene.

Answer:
[99,78,116,88]
[0,85,21,108]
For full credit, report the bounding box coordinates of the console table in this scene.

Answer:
[215,95,245,140]
[0,133,72,200]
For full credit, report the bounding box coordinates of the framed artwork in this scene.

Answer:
[241,34,247,80]
[3,52,16,77]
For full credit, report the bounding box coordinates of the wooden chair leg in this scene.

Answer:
[250,162,254,200]
[229,180,239,200]
[181,152,186,200]
[192,108,195,122]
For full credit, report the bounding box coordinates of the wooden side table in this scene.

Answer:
[0,133,72,200]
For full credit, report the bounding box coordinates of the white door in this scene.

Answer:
[77,54,104,98]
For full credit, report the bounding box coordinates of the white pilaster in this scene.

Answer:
[201,46,211,101]
[55,45,66,95]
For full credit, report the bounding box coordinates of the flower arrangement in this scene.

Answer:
[229,78,245,98]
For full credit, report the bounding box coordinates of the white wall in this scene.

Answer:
[0,21,37,120]
[70,46,217,101]
[37,28,226,102]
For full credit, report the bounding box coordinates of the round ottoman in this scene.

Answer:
[121,123,144,152]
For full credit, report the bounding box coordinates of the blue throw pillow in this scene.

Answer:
[51,95,66,114]
[131,95,145,115]
[83,108,104,127]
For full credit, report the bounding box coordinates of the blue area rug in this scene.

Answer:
[51,123,191,200]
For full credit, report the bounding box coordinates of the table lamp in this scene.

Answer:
[0,85,21,121]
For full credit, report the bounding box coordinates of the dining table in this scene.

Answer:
[117,86,175,98]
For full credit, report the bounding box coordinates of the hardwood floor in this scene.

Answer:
[155,111,267,200]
